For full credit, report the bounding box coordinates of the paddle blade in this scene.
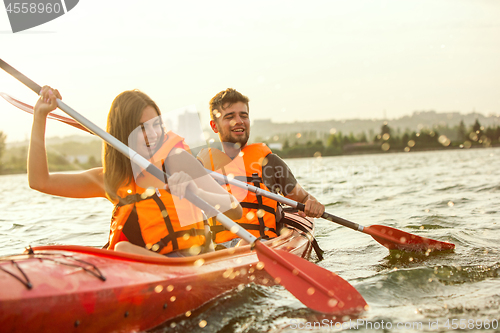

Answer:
[254,241,367,315]
[0,92,92,134]
[364,225,455,252]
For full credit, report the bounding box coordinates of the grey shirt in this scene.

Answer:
[261,153,297,196]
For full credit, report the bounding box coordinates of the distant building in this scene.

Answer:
[268,143,283,151]
[253,119,273,127]
[67,155,89,164]
[176,111,205,144]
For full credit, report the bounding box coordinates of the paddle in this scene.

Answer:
[0,92,91,133]
[0,58,368,315]
[208,171,455,252]
[0,91,455,252]
[196,147,455,252]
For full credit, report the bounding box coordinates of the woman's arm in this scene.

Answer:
[28,86,106,198]
[165,149,242,220]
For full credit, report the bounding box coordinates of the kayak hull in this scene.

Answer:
[0,213,315,333]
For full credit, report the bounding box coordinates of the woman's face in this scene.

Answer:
[136,105,163,157]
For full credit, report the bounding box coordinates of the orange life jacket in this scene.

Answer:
[197,143,278,243]
[107,132,206,254]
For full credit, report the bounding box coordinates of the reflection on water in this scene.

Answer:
[1,148,499,332]
[0,173,112,256]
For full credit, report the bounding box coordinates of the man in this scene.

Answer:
[198,88,325,245]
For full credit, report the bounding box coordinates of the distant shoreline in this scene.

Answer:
[339,142,500,156]
[2,143,499,176]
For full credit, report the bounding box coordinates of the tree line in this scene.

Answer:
[0,135,101,175]
[271,119,500,158]
[1,119,499,173]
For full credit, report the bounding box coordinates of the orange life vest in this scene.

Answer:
[107,132,206,254]
[197,143,278,243]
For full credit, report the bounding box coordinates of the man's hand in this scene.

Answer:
[298,196,325,218]
[285,183,325,218]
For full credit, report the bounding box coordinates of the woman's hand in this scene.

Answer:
[165,149,243,220]
[165,171,199,200]
[34,85,62,118]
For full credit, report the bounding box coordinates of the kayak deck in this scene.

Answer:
[0,213,315,333]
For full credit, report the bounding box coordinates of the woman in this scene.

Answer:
[29,86,242,257]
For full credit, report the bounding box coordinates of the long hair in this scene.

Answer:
[103,90,161,201]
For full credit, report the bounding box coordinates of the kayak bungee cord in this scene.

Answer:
[0,58,368,315]
[0,260,32,289]
[0,251,106,291]
[0,91,456,253]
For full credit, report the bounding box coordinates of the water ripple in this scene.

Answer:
[1,148,500,332]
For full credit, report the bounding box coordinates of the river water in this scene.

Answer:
[1,148,499,333]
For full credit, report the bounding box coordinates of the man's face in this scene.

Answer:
[210,101,250,147]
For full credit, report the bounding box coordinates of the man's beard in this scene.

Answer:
[220,131,249,147]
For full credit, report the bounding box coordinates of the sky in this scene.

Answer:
[0,0,499,142]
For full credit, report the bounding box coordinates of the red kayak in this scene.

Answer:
[0,213,317,333]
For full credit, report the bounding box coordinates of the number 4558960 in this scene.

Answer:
[444,319,498,330]
[6,2,62,14]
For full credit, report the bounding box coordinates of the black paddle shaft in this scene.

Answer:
[322,212,363,231]
[296,202,362,231]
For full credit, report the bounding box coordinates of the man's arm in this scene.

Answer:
[262,154,325,218]
[285,183,325,218]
